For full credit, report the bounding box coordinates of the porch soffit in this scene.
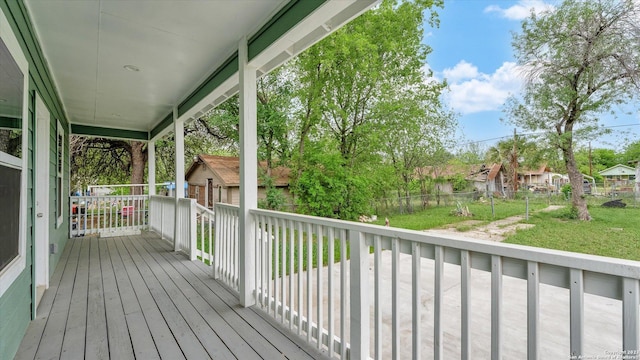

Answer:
[22,0,378,141]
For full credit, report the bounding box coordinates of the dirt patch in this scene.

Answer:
[424,205,563,242]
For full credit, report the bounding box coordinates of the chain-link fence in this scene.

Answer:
[370,188,639,216]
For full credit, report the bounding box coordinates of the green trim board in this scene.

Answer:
[177,52,239,118]
[1,1,68,129]
[150,113,173,140]
[153,0,326,138]
[248,0,325,60]
[71,124,148,141]
[0,116,21,129]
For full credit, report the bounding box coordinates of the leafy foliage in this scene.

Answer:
[258,173,287,211]
[507,0,640,220]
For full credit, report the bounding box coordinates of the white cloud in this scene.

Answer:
[442,61,479,83]
[485,0,555,20]
[443,61,524,114]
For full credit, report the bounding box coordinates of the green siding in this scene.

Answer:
[0,269,32,359]
[0,87,34,360]
[0,1,70,358]
[50,113,68,276]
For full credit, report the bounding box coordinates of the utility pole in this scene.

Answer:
[512,128,518,194]
[588,142,593,177]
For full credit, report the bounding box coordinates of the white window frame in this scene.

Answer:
[0,7,30,298]
[56,120,64,228]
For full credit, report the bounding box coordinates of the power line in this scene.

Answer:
[459,123,640,148]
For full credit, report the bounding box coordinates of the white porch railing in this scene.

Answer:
[213,203,239,292]
[146,201,640,359]
[194,203,216,265]
[149,195,175,240]
[240,208,639,360]
[69,195,148,237]
[148,196,197,257]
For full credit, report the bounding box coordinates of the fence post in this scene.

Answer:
[349,229,370,359]
[526,196,529,221]
[490,195,495,218]
[189,199,197,261]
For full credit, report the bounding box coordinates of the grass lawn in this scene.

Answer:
[373,199,549,230]
[377,199,640,262]
[505,206,640,261]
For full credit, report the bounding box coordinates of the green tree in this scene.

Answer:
[291,0,447,216]
[620,140,640,164]
[507,0,640,220]
[293,140,370,220]
[70,137,147,194]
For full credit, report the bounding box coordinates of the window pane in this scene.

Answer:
[0,37,24,159]
[0,165,20,271]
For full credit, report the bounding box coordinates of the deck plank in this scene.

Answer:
[108,238,181,360]
[100,239,137,359]
[60,238,90,359]
[85,237,108,359]
[113,237,213,360]
[129,238,263,360]
[122,237,239,360]
[15,235,74,360]
[109,239,159,359]
[34,237,83,360]
[15,233,331,360]
[143,234,328,360]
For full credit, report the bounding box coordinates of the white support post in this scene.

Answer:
[174,107,185,252]
[238,36,257,307]
[189,199,197,261]
[623,278,639,355]
[349,229,370,360]
[570,268,584,358]
[148,141,156,196]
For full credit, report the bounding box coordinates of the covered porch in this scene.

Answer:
[16,199,640,359]
[2,0,640,359]
[16,233,326,360]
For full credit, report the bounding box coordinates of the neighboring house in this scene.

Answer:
[599,164,637,192]
[466,163,507,194]
[415,163,506,195]
[518,164,567,190]
[414,164,473,194]
[185,154,290,208]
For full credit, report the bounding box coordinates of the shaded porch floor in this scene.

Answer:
[15,233,327,360]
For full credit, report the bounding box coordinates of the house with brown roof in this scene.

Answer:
[185,154,290,208]
[414,163,506,195]
[466,163,507,195]
[518,164,567,191]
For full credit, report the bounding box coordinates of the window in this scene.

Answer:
[0,8,29,297]
[0,37,23,274]
[56,120,64,228]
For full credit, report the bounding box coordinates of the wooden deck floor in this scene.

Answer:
[15,233,328,360]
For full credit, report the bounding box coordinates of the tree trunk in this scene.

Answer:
[130,141,146,195]
[563,146,591,220]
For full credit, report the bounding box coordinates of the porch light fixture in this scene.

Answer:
[123,64,140,72]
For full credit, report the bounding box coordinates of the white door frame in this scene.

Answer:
[34,93,50,308]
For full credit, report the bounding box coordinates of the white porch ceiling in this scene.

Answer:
[23,0,377,138]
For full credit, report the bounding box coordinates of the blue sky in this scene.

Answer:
[422,0,640,152]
